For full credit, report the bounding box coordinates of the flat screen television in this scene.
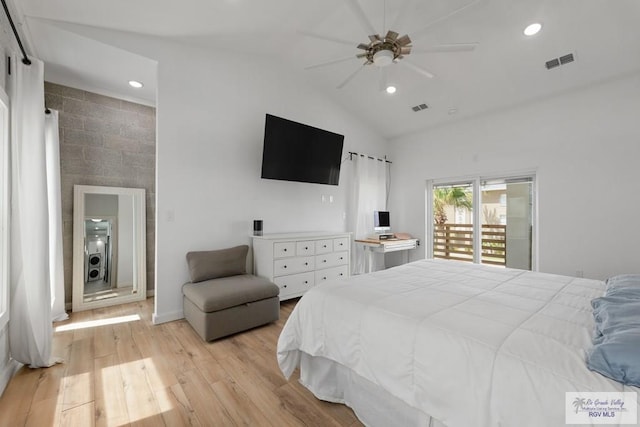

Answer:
[261,114,344,186]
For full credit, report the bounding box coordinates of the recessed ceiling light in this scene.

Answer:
[386,86,397,94]
[523,23,542,36]
[128,80,144,89]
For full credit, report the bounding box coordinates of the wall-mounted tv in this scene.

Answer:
[261,114,344,186]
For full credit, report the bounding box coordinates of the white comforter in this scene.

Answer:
[277,259,640,427]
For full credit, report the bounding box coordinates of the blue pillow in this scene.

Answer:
[592,297,640,336]
[606,274,640,291]
[605,286,640,299]
[588,281,640,386]
[587,329,640,387]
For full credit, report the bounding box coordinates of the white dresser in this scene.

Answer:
[252,232,351,301]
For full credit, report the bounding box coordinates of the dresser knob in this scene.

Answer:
[304,281,308,284]
[283,248,287,252]
[283,265,287,269]
[323,245,327,248]
[323,277,327,280]
[339,273,343,276]
[305,246,308,250]
[283,285,287,288]
[323,260,327,263]
[304,262,308,266]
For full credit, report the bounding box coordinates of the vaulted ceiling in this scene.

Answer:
[13,0,640,138]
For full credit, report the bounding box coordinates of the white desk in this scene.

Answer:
[355,238,419,273]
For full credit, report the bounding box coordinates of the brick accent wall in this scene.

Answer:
[44,82,156,305]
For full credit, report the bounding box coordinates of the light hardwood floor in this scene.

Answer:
[0,298,363,427]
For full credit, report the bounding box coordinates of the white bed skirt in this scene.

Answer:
[299,352,446,427]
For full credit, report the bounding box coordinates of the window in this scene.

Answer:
[427,173,536,270]
[0,87,9,329]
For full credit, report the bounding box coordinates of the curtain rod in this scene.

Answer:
[348,151,392,164]
[1,0,31,65]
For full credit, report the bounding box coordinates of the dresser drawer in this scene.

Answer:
[274,256,315,276]
[275,272,314,298]
[252,232,351,302]
[333,237,349,251]
[315,251,348,269]
[296,241,315,256]
[315,265,349,283]
[315,239,333,254]
[274,242,295,258]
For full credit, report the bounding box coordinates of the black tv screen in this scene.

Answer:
[261,114,344,186]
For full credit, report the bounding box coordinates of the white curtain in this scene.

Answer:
[349,155,390,274]
[8,55,62,367]
[46,110,67,322]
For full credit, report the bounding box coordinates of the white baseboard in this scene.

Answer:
[0,359,22,397]
[152,309,183,325]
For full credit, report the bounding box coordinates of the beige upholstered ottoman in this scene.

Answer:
[182,245,280,341]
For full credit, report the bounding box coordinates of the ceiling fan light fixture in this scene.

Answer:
[373,49,394,67]
[385,85,396,94]
[523,23,542,36]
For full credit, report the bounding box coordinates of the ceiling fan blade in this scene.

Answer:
[357,43,370,50]
[396,34,412,47]
[400,59,435,79]
[356,53,368,59]
[378,67,388,92]
[391,0,416,32]
[412,43,478,53]
[337,64,366,89]
[385,30,399,42]
[411,0,482,40]
[305,56,357,70]
[298,30,357,47]
[345,0,378,37]
[369,34,382,43]
[400,46,412,55]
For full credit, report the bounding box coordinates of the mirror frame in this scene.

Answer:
[72,185,147,312]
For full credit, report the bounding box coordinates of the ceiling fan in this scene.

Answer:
[302,0,480,90]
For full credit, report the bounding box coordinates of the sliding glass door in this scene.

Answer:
[428,175,536,270]
[432,182,474,263]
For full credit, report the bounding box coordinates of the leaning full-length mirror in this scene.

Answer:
[72,185,147,312]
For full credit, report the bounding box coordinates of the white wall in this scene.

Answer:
[153,44,388,322]
[389,72,640,280]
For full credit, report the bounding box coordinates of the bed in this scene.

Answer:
[277,259,640,427]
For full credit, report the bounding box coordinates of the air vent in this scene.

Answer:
[545,58,560,70]
[545,52,575,70]
[559,53,574,65]
[412,103,428,112]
